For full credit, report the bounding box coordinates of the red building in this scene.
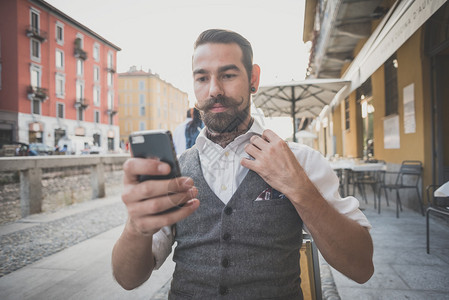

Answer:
[0,0,121,153]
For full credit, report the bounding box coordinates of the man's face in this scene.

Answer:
[192,43,252,133]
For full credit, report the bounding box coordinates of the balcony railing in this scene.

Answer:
[107,109,118,116]
[26,26,47,42]
[27,86,48,101]
[75,98,89,109]
[74,38,88,60]
[74,47,88,60]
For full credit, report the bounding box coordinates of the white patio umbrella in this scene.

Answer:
[253,79,350,142]
[295,130,317,139]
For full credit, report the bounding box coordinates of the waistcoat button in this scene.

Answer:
[219,285,229,295]
[222,258,230,268]
[224,207,233,215]
[223,233,231,241]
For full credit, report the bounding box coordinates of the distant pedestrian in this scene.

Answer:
[185,107,203,150]
[173,108,203,156]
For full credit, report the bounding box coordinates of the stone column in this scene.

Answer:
[19,167,42,217]
[91,163,105,199]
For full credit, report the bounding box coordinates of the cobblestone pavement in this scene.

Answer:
[0,200,127,278]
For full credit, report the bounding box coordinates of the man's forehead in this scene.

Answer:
[192,42,244,69]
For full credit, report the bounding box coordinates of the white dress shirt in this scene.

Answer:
[152,119,371,269]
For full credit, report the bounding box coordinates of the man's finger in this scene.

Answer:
[134,199,200,232]
[261,129,281,142]
[124,176,194,204]
[123,158,170,184]
[128,187,198,216]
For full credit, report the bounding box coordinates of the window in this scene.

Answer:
[107,51,113,69]
[77,106,84,121]
[93,43,100,61]
[56,22,64,45]
[94,66,100,82]
[384,54,399,116]
[31,39,40,62]
[76,59,83,76]
[93,86,100,106]
[139,95,145,116]
[57,102,64,118]
[75,34,84,48]
[76,80,84,100]
[94,110,100,123]
[107,72,113,86]
[344,97,350,130]
[32,99,41,115]
[30,64,41,87]
[139,121,146,131]
[30,9,39,31]
[56,49,64,69]
[55,73,65,98]
[139,80,145,90]
[108,91,114,109]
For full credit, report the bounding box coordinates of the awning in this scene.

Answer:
[253,79,350,141]
[332,0,447,107]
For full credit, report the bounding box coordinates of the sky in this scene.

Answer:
[45,0,311,139]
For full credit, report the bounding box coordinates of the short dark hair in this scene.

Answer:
[194,29,253,80]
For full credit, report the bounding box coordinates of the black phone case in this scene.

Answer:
[129,130,181,181]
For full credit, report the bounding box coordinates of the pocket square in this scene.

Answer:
[255,188,285,201]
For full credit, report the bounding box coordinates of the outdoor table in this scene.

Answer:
[434,181,449,197]
[330,160,386,198]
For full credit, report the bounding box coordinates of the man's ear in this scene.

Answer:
[250,64,261,94]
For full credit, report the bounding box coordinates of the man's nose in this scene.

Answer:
[209,77,224,98]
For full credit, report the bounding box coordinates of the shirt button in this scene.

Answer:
[223,233,231,241]
[219,285,229,295]
[222,258,230,268]
[221,184,227,191]
[224,207,233,215]
[224,151,229,157]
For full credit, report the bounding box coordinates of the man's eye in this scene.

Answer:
[196,76,207,82]
[223,74,236,79]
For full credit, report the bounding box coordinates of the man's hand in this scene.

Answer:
[112,157,199,290]
[241,129,374,284]
[122,157,200,236]
[241,129,309,203]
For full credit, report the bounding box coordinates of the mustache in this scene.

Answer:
[195,95,245,112]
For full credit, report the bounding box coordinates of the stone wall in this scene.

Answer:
[0,172,21,224]
[0,155,127,224]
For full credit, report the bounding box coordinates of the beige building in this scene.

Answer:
[303,0,449,210]
[118,66,190,144]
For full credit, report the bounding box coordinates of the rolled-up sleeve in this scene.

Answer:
[152,226,175,270]
[289,143,372,230]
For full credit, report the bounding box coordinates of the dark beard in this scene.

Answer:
[196,95,250,133]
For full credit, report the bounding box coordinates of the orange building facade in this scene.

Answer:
[0,0,121,152]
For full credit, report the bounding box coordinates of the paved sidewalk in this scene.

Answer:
[329,198,449,299]
[0,196,175,300]
[0,192,448,299]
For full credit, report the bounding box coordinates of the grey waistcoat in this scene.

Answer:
[169,147,304,299]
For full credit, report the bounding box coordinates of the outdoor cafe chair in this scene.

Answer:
[378,160,424,218]
[426,183,449,254]
[351,160,386,209]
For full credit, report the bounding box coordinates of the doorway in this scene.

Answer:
[427,3,449,184]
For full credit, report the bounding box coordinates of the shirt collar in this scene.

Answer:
[196,118,265,154]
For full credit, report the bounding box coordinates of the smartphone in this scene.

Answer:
[129,130,181,181]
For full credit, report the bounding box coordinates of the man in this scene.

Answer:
[112,29,374,299]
